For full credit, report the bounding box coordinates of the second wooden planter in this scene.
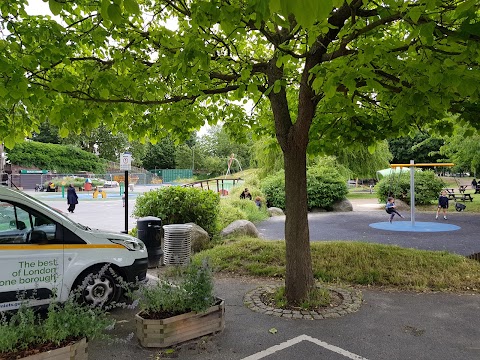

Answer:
[15,338,88,360]
[135,298,225,348]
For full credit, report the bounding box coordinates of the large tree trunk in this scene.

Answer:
[283,142,315,304]
[268,58,316,304]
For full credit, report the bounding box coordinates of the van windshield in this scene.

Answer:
[18,191,91,230]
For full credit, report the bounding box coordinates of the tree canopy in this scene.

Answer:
[1,0,479,303]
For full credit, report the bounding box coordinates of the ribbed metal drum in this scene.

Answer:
[162,224,192,265]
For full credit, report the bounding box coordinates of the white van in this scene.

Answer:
[0,186,148,311]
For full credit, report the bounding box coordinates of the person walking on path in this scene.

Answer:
[385,197,404,223]
[67,184,79,213]
[436,190,449,220]
[472,178,477,190]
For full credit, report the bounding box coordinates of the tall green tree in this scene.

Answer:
[440,126,480,176]
[388,134,444,165]
[198,125,252,173]
[1,1,479,304]
[30,122,61,144]
[141,138,176,170]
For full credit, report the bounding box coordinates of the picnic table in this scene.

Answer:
[443,188,473,202]
[458,185,469,193]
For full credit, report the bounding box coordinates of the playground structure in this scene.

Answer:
[370,161,460,232]
[225,153,242,178]
[390,161,455,226]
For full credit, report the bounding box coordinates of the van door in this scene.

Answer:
[0,200,63,311]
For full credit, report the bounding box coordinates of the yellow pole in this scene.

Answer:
[390,163,455,168]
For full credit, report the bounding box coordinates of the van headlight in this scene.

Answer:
[109,238,145,251]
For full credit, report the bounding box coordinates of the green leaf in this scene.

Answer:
[59,127,70,138]
[124,0,140,14]
[311,76,324,91]
[100,89,110,98]
[269,328,278,334]
[241,68,251,81]
[49,0,62,15]
[273,80,282,94]
[269,0,281,13]
[247,83,258,93]
[101,0,110,20]
[455,0,476,16]
[107,3,123,24]
[275,56,283,68]
[408,7,423,24]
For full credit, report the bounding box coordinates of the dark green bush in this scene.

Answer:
[376,170,445,205]
[261,165,348,211]
[7,141,106,173]
[261,170,286,209]
[306,166,348,210]
[133,186,220,236]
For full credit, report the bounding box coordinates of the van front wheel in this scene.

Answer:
[74,265,122,307]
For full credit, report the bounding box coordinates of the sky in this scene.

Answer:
[26,0,55,16]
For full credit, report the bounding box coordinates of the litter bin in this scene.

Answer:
[137,216,163,268]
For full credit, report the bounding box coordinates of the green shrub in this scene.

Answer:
[261,165,348,211]
[261,170,286,209]
[7,141,106,173]
[229,198,269,222]
[217,202,248,230]
[136,260,215,316]
[306,165,348,210]
[133,186,220,236]
[216,198,269,230]
[0,293,113,356]
[375,170,445,205]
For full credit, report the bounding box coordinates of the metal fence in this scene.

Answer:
[149,169,193,183]
[8,172,158,190]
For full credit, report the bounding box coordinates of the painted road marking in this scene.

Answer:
[241,334,369,360]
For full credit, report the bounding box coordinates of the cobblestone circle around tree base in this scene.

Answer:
[243,284,362,320]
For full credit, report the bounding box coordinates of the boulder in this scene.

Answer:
[393,199,410,211]
[220,220,259,238]
[331,199,353,212]
[186,223,210,253]
[268,207,285,216]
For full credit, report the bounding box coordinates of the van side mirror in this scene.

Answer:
[10,220,26,230]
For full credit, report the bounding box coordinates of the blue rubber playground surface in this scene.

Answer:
[369,221,461,232]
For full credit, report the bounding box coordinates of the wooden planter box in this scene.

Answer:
[17,338,88,360]
[135,298,225,348]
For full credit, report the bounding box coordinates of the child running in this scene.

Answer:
[385,197,404,223]
[436,190,449,220]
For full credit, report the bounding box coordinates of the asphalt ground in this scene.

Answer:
[256,211,480,257]
[28,190,480,360]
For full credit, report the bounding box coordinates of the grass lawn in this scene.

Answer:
[195,238,480,293]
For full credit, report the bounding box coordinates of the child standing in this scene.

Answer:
[436,190,449,220]
[385,197,404,223]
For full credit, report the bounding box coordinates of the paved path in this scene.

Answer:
[27,191,480,359]
[88,275,480,360]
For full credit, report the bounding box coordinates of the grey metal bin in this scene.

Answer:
[163,224,192,265]
[136,216,163,268]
